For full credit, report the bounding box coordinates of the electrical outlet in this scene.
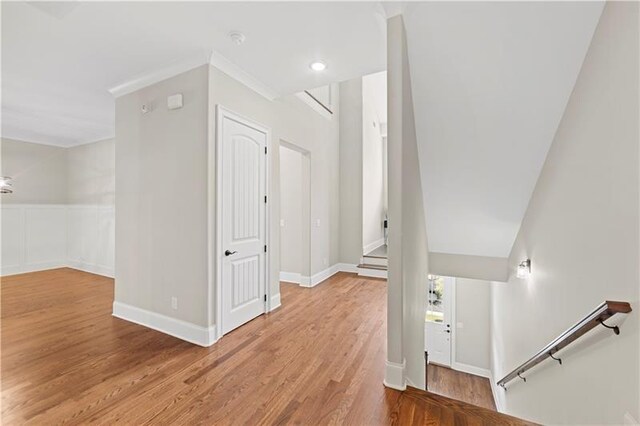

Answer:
[323,258,328,266]
[316,219,321,228]
[280,219,285,227]
[171,297,178,310]
[457,322,464,329]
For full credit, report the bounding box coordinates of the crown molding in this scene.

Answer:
[107,53,210,98]
[209,51,278,101]
[107,50,279,101]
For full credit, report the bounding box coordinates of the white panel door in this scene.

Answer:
[220,113,267,335]
[425,276,453,366]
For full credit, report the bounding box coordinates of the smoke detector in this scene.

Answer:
[228,31,246,45]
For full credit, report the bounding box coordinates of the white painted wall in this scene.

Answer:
[1,138,68,204]
[386,15,428,390]
[115,65,210,327]
[1,138,115,277]
[430,252,508,282]
[362,74,386,254]
[455,278,490,372]
[67,138,115,205]
[115,64,340,339]
[399,18,428,390]
[490,3,639,423]
[338,78,363,266]
[66,139,115,276]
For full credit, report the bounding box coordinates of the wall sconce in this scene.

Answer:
[517,259,531,279]
[0,176,13,194]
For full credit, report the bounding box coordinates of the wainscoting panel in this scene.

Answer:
[1,204,114,277]
[25,206,67,265]
[67,205,115,277]
[1,205,67,275]
[1,206,25,270]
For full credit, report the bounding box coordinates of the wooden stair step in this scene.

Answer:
[357,263,388,271]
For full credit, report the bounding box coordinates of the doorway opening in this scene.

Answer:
[425,274,497,410]
[278,142,311,286]
[426,275,454,367]
[358,71,388,279]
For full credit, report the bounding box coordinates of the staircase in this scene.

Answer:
[397,386,536,425]
[357,245,388,278]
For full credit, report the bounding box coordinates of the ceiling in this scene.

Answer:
[403,1,604,258]
[1,2,386,146]
[3,1,606,260]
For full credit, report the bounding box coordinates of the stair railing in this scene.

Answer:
[497,300,632,389]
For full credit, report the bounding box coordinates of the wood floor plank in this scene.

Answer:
[1,268,533,425]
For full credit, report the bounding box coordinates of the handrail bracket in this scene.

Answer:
[549,351,562,365]
[597,318,620,335]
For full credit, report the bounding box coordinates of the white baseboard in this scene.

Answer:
[67,260,114,278]
[489,371,504,413]
[451,362,491,379]
[279,271,301,284]
[383,358,406,391]
[112,301,217,347]
[297,263,359,288]
[270,293,281,311]
[363,238,385,255]
[1,261,67,277]
[300,264,339,288]
[2,261,114,279]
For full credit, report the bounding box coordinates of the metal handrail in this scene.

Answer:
[497,300,632,389]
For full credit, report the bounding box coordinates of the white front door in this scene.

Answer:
[219,110,268,335]
[425,276,453,366]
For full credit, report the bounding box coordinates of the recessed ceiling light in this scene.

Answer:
[310,61,327,72]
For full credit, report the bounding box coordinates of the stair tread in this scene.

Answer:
[363,254,388,260]
[403,386,538,425]
[357,264,388,271]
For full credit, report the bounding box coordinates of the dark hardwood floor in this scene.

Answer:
[1,268,533,425]
[427,364,497,411]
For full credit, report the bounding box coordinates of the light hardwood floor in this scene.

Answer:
[427,364,497,411]
[1,268,532,425]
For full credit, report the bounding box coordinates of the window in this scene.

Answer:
[426,276,444,322]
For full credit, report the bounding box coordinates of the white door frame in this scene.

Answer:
[278,140,312,284]
[425,275,456,367]
[213,105,271,340]
[450,277,457,367]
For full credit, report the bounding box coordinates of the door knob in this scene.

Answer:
[225,250,237,257]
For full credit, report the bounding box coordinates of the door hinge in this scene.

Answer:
[264,245,267,253]
[264,195,267,203]
[265,146,267,155]
[264,294,267,302]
